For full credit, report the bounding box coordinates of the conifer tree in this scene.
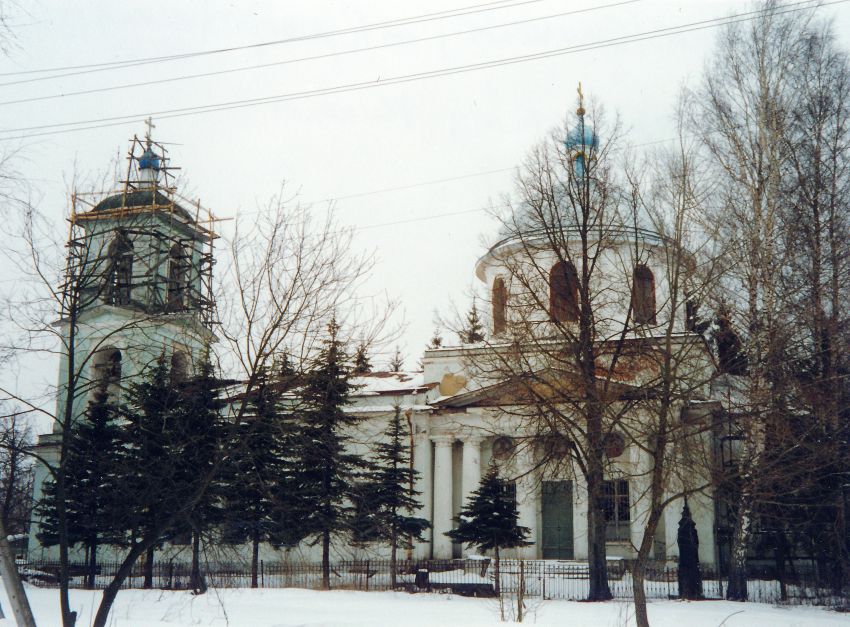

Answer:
[222,365,294,588]
[446,467,531,596]
[461,298,486,344]
[118,355,185,589]
[171,353,228,594]
[362,405,430,587]
[428,327,443,349]
[293,318,365,589]
[389,346,404,372]
[37,389,124,589]
[352,342,372,375]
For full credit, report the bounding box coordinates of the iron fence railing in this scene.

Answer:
[19,558,849,607]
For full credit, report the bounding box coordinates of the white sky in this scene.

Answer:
[2,0,850,408]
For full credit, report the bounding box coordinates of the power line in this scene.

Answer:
[0,0,838,142]
[0,0,644,108]
[234,132,682,227]
[0,0,556,85]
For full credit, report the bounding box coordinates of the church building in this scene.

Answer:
[28,123,721,571]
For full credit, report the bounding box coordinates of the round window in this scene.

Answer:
[492,436,515,460]
[543,434,572,457]
[604,432,626,458]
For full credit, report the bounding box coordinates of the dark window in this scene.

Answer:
[631,265,656,324]
[170,350,189,383]
[549,261,579,322]
[602,479,630,541]
[492,277,507,335]
[93,348,122,391]
[500,479,517,506]
[166,243,189,310]
[106,235,133,306]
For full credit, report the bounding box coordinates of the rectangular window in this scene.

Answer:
[500,480,517,506]
[602,479,630,541]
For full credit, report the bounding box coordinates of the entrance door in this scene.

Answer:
[542,481,574,559]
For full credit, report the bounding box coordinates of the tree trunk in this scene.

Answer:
[0,514,36,627]
[251,528,260,589]
[633,560,649,627]
[87,538,98,590]
[190,529,206,594]
[586,475,612,601]
[494,545,502,621]
[92,542,149,627]
[726,498,751,601]
[322,530,330,590]
[390,527,398,589]
[143,545,155,589]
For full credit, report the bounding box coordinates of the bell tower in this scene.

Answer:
[29,127,218,559]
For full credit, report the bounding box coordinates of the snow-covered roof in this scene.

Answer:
[350,371,435,396]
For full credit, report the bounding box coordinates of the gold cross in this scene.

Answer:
[144,116,156,143]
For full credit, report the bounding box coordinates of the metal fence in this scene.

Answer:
[19,558,849,607]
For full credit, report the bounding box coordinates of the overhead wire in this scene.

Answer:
[0,0,840,142]
[0,0,560,84]
[0,0,644,108]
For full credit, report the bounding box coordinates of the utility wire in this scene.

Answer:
[0,0,643,108]
[0,0,559,84]
[0,0,838,142]
[232,131,682,226]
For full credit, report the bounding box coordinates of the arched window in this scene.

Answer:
[549,261,579,322]
[632,264,656,324]
[93,347,122,391]
[106,234,133,306]
[166,243,189,310]
[492,277,507,335]
[171,350,189,383]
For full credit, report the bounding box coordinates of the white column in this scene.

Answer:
[412,423,433,559]
[431,435,455,559]
[573,469,589,560]
[631,446,653,554]
[461,435,484,507]
[514,445,537,558]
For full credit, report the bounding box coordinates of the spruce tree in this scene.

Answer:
[170,353,228,594]
[294,318,365,589]
[446,467,531,596]
[37,389,125,589]
[362,405,430,587]
[389,346,404,372]
[222,365,295,588]
[462,298,486,344]
[352,342,372,375]
[118,355,185,589]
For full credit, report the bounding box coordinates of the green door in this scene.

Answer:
[542,481,574,559]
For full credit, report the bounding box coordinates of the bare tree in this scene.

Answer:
[462,92,677,601]
[688,1,850,599]
[0,413,33,539]
[623,114,720,626]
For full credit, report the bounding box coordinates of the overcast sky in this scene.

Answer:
[3,0,850,412]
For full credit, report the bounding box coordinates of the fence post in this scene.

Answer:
[168,560,174,590]
[365,560,370,591]
[261,560,264,588]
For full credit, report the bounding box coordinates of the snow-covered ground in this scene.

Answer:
[3,586,847,627]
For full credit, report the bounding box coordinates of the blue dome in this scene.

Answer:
[139,148,161,171]
[564,126,597,152]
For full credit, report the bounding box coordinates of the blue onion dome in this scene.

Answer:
[138,148,161,171]
[564,126,597,152]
